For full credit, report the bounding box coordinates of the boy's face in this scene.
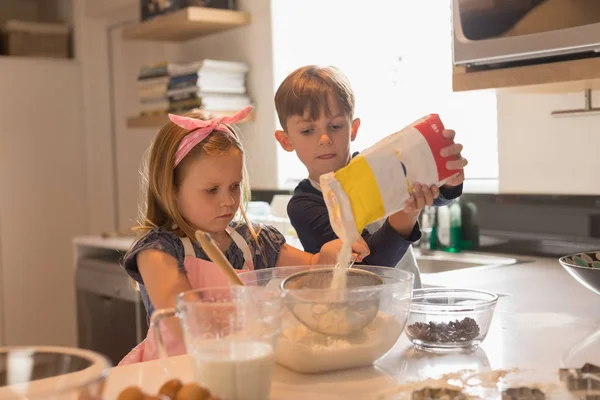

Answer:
[275,98,360,181]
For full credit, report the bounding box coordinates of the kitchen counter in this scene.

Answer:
[103,254,600,399]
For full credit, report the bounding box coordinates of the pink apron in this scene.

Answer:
[118,227,254,365]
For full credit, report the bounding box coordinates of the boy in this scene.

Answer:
[274,65,467,287]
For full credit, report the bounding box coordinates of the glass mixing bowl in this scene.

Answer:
[238,265,413,373]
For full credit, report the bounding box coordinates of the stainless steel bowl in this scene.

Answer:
[280,267,384,336]
[559,251,600,296]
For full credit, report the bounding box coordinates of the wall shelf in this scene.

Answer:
[121,7,251,42]
[127,110,255,129]
[453,57,600,93]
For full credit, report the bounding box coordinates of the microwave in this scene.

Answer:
[452,0,600,67]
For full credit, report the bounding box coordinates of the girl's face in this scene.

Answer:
[176,147,243,235]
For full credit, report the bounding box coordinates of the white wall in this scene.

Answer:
[0,57,87,346]
[180,0,278,191]
[271,0,412,188]
[77,0,184,233]
[497,90,600,194]
[102,0,277,231]
[270,0,499,190]
[111,27,184,231]
[75,0,136,235]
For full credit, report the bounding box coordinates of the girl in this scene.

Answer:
[120,106,369,364]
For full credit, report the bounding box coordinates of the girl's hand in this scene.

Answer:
[351,237,370,262]
[440,129,468,187]
[318,237,370,265]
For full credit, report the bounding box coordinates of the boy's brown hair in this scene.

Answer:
[274,65,355,131]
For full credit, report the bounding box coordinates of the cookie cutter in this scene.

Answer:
[501,387,545,400]
[559,363,600,391]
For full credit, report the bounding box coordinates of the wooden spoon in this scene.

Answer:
[195,230,244,286]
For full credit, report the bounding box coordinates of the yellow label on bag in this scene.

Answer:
[335,155,385,233]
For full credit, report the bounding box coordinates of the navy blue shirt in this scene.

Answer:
[287,179,462,267]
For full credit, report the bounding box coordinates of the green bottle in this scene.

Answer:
[448,199,462,253]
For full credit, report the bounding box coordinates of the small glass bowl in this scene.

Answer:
[405,288,498,352]
[0,346,111,399]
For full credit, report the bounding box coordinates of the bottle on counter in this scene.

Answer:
[448,198,462,253]
[434,198,463,253]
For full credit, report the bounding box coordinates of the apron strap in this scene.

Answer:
[180,236,195,257]
[180,228,254,271]
[226,226,254,271]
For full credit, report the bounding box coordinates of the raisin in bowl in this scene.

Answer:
[405,288,498,352]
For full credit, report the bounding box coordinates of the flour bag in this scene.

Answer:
[320,114,458,244]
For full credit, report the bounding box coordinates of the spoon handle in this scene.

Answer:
[195,230,244,286]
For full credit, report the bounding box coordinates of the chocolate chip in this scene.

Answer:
[406,317,480,343]
[411,387,467,400]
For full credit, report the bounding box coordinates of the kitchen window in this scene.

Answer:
[273,0,498,192]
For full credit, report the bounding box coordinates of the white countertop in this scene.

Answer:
[102,253,600,399]
[73,235,134,252]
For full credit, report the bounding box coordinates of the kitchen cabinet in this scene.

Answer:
[453,57,600,92]
[451,0,600,92]
[0,56,88,346]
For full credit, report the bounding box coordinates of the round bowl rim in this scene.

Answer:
[0,345,111,399]
[238,265,415,296]
[409,287,499,312]
[559,251,600,271]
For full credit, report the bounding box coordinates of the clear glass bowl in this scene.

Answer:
[559,251,600,296]
[405,288,498,352]
[238,265,414,373]
[0,346,111,399]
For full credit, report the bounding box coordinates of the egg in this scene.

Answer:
[117,386,146,400]
[174,383,211,400]
[159,379,184,399]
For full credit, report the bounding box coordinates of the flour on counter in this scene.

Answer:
[375,368,572,400]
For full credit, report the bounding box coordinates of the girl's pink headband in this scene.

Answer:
[169,105,253,168]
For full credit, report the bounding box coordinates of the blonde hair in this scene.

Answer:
[132,108,257,243]
[274,65,355,131]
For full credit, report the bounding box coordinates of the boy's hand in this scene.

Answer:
[404,183,439,215]
[440,129,468,187]
[389,183,438,238]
